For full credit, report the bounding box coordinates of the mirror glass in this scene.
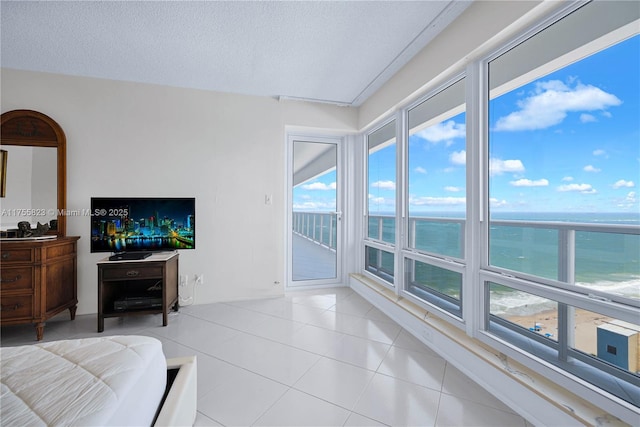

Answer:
[0,145,57,230]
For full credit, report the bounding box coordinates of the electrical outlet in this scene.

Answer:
[180,274,188,287]
[195,274,204,285]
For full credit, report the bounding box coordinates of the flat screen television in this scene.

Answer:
[90,197,195,254]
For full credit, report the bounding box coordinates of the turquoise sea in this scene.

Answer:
[369,212,640,314]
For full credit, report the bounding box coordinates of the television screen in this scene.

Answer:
[90,197,195,253]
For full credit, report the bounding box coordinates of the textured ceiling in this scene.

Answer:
[1,1,470,106]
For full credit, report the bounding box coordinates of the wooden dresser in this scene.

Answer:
[0,236,80,340]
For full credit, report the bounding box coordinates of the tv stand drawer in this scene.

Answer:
[101,265,164,281]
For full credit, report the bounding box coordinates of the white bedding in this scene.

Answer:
[0,335,167,427]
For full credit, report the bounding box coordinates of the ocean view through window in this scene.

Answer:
[485,3,639,406]
[487,34,639,300]
[365,120,397,285]
[359,1,638,413]
[404,77,466,316]
[291,139,340,284]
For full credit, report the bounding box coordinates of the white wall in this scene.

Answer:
[1,68,357,314]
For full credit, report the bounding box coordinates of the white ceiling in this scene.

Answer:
[1,1,470,106]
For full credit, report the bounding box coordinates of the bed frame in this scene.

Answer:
[154,356,198,427]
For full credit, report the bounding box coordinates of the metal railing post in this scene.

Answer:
[558,228,576,354]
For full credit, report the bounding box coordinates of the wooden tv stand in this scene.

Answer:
[97,252,178,332]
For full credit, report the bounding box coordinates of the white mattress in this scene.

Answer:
[0,335,167,427]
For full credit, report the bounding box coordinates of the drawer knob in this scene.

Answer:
[0,303,23,312]
[126,270,139,277]
[1,253,9,260]
[0,274,22,283]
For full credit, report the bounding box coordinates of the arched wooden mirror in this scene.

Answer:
[1,109,67,237]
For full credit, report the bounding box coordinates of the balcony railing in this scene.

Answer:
[367,214,640,300]
[293,211,337,251]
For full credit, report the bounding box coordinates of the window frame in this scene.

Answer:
[363,117,399,289]
[478,0,640,412]
[399,74,468,323]
[358,0,639,415]
[479,0,640,310]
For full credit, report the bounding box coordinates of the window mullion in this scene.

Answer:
[557,303,570,361]
[395,109,406,297]
[468,58,488,337]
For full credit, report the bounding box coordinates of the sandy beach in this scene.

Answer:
[504,308,614,356]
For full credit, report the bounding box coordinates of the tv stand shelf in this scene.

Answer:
[97,252,178,332]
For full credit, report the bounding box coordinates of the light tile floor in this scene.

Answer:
[1,287,532,426]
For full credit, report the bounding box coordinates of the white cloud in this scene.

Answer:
[416,120,465,143]
[494,80,621,131]
[580,113,597,123]
[557,183,597,194]
[562,176,574,182]
[368,195,388,205]
[490,158,525,176]
[593,149,606,156]
[510,178,549,187]
[612,179,635,189]
[449,150,466,165]
[444,186,462,192]
[583,165,601,173]
[302,182,336,191]
[409,196,466,206]
[293,201,336,210]
[490,198,509,207]
[414,166,427,174]
[602,111,613,118]
[371,180,396,190]
[617,191,638,209]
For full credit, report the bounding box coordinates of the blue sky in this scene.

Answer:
[293,169,337,211]
[295,35,639,219]
[487,34,639,215]
[369,34,639,218]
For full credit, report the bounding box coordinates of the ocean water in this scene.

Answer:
[370,212,639,314]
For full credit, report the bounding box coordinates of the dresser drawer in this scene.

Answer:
[101,265,164,280]
[0,294,34,321]
[0,266,34,291]
[1,248,34,263]
[45,242,76,259]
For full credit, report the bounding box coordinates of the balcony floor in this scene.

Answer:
[292,233,336,281]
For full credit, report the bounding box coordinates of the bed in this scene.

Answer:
[0,335,197,426]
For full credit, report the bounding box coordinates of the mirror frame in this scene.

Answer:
[1,109,67,237]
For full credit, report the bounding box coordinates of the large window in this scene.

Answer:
[404,78,466,316]
[359,0,639,414]
[365,120,397,285]
[488,33,640,293]
[486,1,639,407]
